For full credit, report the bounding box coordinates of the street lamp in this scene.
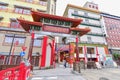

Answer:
[7,34,15,65]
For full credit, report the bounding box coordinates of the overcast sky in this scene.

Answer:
[56,0,120,16]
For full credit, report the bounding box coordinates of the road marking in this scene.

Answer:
[46,76,58,79]
[31,76,58,80]
[31,77,43,80]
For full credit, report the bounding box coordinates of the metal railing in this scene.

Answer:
[0,63,31,80]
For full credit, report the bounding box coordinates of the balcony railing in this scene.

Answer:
[87,32,104,37]
[72,13,100,21]
[81,22,101,28]
[79,54,97,58]
[80,41,106,45]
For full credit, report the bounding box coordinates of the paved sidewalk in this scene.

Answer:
[81,68,120,80]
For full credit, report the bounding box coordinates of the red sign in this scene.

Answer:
[43,25,70,34]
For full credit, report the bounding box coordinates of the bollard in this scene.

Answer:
[73,62,81,73]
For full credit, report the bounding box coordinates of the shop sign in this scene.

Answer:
[43,25,70,34]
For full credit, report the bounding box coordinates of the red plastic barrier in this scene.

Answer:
[0,63,31,80]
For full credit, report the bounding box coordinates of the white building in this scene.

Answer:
[63,2,108,62]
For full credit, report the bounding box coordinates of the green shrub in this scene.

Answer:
[113,53,120,60]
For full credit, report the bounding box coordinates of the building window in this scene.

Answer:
[26,0,33,3]
[74,10,78,15]
[14,6,31,15]
[0,5,7,10]
[22,9,31,14]
[85,18,89,23]
[89,5,91,8]
[96,6,98,9]
[84,12,88,17]
[0,2,8,10]
[14,7,23,14]
[79,47,83,54]
[4,34,26,46]
[39,0,47,6]
[87,36,92,43]
[74,10,78,18]
[34,38,42,47]
[10,18,21,28]
[87,47,95,54]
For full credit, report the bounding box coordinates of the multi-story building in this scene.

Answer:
[101,13,120,54]
[63,2,108,62]
[0,0,56,65]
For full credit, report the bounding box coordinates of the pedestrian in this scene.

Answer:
[63,58,67,68]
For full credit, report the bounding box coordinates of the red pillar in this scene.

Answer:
[50,39,55,66]
[76,36,79,61]
[69,43,74,68]
[96,46,99,62]
[40,36,48,68]
[84,46,88,64]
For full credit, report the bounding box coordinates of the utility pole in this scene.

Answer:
[7,34,15,65]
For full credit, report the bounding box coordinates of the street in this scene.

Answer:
[29,65,120,80]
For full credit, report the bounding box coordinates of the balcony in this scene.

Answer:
[16,0,47,6]
[0,8,32,16]
[87,32,104,37]
[79,54,97,58]
[80,41,105,45]
[72,13,100,21]
[80,22,101,28]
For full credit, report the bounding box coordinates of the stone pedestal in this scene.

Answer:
[73,62,81,73]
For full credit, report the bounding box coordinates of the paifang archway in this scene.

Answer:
[18,11,90,68]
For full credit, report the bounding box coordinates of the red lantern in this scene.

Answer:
[22,46,27,51]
